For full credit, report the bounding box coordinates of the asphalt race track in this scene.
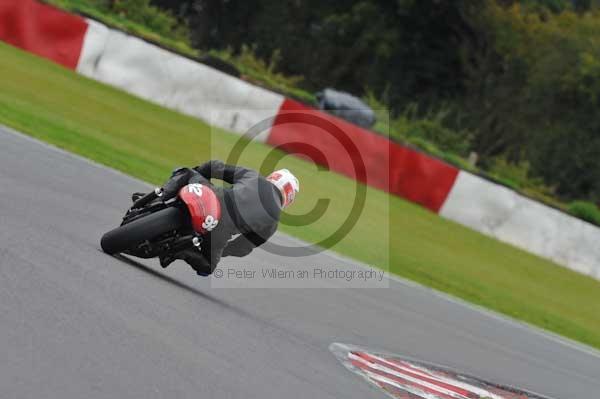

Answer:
[1,126,599,399]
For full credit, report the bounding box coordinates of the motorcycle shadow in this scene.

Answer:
[107,252,302,336]
[110,253,243,314]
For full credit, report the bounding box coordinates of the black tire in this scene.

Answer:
[101,207,185,255]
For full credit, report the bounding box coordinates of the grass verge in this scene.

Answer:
[1,41,600,350]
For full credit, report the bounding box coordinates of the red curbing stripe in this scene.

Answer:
[374,378,427,399]
[392,360,436,378]
[269,99,459,212]
[0,0,88,69]
[352,352,478,398]
[350,358,461,399]
[386,358,502,399]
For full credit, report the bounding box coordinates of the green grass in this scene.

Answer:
[1,40,600,350]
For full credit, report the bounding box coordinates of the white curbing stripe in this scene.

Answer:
[440,170,600,280]
[76,19,110,77]
[76,18,284,142]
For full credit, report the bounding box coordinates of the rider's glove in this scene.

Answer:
[161,167,192,200]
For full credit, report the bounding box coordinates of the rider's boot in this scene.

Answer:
[158,250,212,276]
[179,249,213,276]
[159,253,176,268]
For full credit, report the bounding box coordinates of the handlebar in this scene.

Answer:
[132,187,163,209]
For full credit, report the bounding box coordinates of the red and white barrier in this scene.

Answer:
[0,0,87,69]
[2,0,600,279]
[269,99,458,211]
[77,19,284,140]
[441,172,600,278]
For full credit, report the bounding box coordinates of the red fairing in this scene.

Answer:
[178,184,222,235]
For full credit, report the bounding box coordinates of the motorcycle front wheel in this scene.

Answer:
[101,207,185,255]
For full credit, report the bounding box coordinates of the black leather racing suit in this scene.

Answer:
[161,160,282,275]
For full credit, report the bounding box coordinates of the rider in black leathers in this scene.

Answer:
[136,160,299,276]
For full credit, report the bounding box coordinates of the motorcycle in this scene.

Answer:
[100,183,221,261]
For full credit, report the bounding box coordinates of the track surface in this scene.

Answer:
[1,126,599,399]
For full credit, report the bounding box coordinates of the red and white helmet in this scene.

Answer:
[267,169,300,208]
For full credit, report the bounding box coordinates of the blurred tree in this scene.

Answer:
[150,0,486,109]
[147,0,600,200]
[459,3,600,199]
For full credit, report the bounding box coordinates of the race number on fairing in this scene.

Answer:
[188,184,204,196]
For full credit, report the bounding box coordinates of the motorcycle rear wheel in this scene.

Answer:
[101,207,185,255]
